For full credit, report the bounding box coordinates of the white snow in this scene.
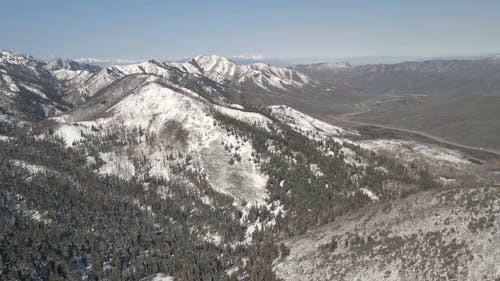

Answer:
[241,200,285,242]
[269,105,356,137]
[52,69,93,82]
[1,73,19,93]
[174,55,312,91]
[214,104,271,128]
[310,164,324,177]
[19,83,47,99]
[360,188,379,201]
[0,50,34,66]
[0,135,14,141]
[439,176,456,184]
[113,60,172,78]
[191,55,238,82]
[98,152,136,180]
[22,209,45,222]
[141,273,174,281]
[12,160,47,175]
[55,82,270,206]
[202,231,223,245]
[230,103,244,110]
[339,147,366,168]
[54,124,85,146]
[77,67,126,99]
[358,139,470,164]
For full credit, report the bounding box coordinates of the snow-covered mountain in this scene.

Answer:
[50,77,271,205]
[2,49,498,280]
[174,55,313,91]
[75,55,314,103]
[1,50,319,128]
[0,50,100,125]
[45,68,472,211]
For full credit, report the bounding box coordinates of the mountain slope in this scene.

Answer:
[274,185,500,281]
[2,49,499,281]
[45,70,471,240]
[49,77,270,205]
[291,56,500,151]
[176,55,312,91]
[1,50,324,133]
[0,50,100,127]
[292,56,500,94]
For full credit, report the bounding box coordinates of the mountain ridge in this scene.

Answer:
[1,48,499,281]
[1,50,317,127]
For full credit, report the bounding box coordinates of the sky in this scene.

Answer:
[1,0,500,62]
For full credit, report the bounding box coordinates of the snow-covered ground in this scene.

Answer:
[174,55,312,91]
[54,124,87,146]
[214,104,271,128]
[0,72,19,93]
[358,139,470,165]
[12,160,48,175]
[269,105,356,137]
[360,187,380,201]
[274,186,500,281]
[53,82,270,206]
[0,135,14,141]
[140,273,174,281]
[52,69,93,82]
[98,152,136,180]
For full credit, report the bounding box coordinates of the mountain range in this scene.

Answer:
[1,49,499,281]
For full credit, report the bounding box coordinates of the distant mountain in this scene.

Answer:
[1,49,499,281]
[1,50,319,129]
[290,55,500,150]
[166,55,294,67]
[173,55,312,91]
[289,62,352,80]
[0,50,100,128]
[62,55,316,111]
[291,55,500,94]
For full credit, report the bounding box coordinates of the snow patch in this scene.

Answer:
[141,273,174,281]
[269,105,356,137]
[359,139,470,164]
[98,152,136,180]
[55,82,270,206]
[175,55,312,91]
[360,188,379,201]
[214,104,271,128]
[54,124,86,146]
[19,83,47,99]
[12,160,47,175]
[1,73,19,92]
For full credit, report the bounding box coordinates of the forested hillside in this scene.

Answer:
[1,50,498,281]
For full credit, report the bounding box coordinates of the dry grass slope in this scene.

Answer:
[274,185,500,281]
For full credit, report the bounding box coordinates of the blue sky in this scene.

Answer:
[1,0,499,61]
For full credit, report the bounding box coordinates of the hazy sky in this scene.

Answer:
[1,0,499,60]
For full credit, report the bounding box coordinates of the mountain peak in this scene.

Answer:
[0,49,35,65]
[0,49,21,57]
[45,58,101,72]
[187,55,238,82]
[190,55,237,71]
[192,54,235,63]
[180,54,313,88]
